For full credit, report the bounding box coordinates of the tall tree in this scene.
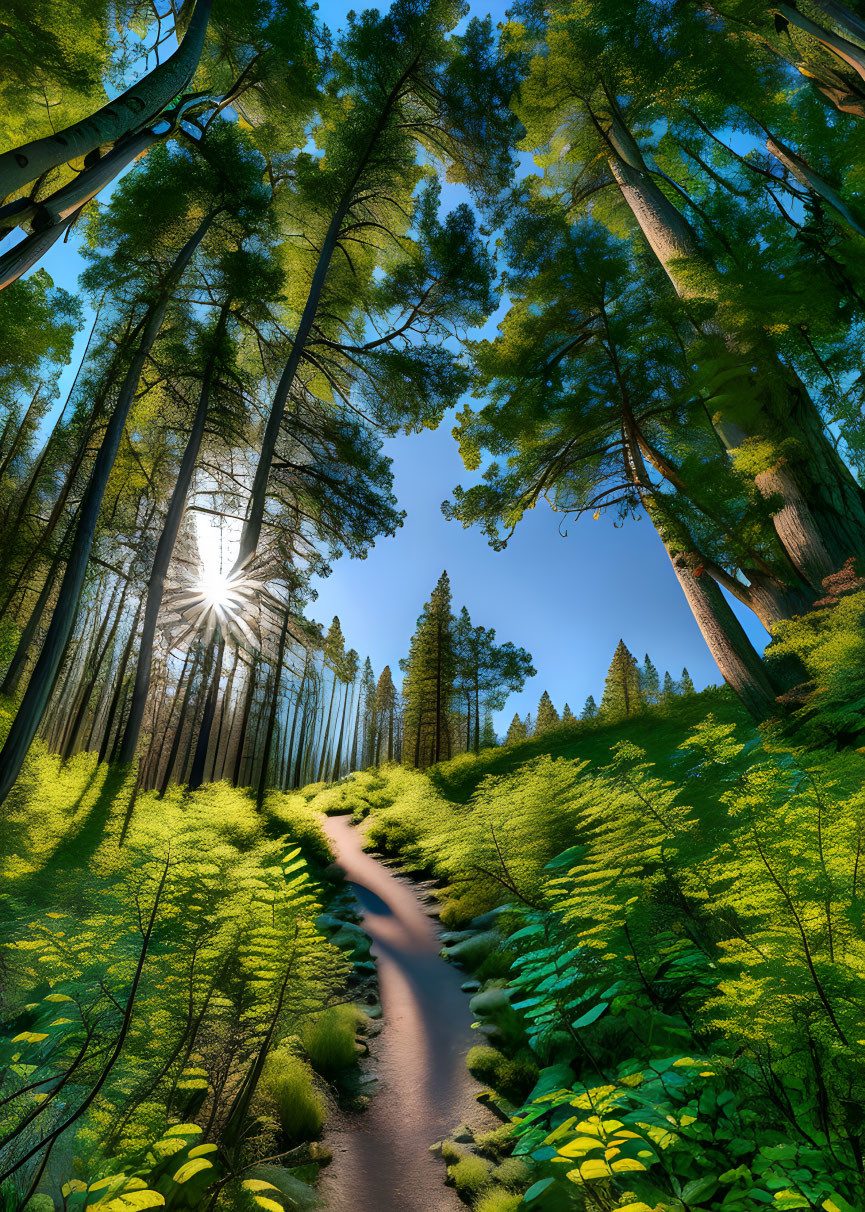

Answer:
[535,690,560,733]
[401,570,456,769]
[600,640,643,719]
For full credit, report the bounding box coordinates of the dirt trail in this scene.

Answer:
[319,813,490,1212]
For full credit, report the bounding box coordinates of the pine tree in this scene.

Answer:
[561,702,577,725]
[640,655,660,705]
[505,713,527,744]
[581,695,598,721]
[375,665,397,763]
[662,671,677,703]
[535,690,560,733]
[524,713,535,737]
[480,709,497,749]
[600,640,643,719]
[680,668,696,695]
[400,571,456,769]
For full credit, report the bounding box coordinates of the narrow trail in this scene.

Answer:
[320,813,492,1212]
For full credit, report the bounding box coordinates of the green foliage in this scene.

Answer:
[301,1004,364,1076]
[357,685,865,1211]
[448,1154,493,1199]
[0,754,348,1204]
[257,1051,325,1143]
[600,639,643,719]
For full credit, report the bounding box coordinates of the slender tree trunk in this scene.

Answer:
[119,304,228,764]
[189,636,225,790]
[0,514,78,697]
[285,656,308,788]
[147,646,193,791]
[210,646,239,782]
[257,611,290,807]
[232,656,258,787]
[61,579,126,758]
[159,645,202,795]
[97,596,144,763]
[0,211,216,805]
[316,673,337,782]
[0,0,213,203]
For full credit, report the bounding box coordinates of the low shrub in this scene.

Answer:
[448,1154,493,1199]
[473,1190,523,1212]
[302,1004,364,1075]
[466,1045,537,1101]
[258,1051,325,1143]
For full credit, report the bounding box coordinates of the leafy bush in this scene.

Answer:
[466,1045,537,1102]
[302,1004,364,1075]
[447,1154,493,1199]
[0,755,349,1206]
[473,1191,523,1212]
[258,1050,325,1142]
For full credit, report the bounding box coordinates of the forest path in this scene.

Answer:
[319,813,490,1212]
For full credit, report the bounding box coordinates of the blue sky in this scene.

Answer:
[14,0,771,735]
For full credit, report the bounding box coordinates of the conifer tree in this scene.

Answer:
[505,713,527,744]
[640,655,661,705]
[401,571,455,769]
[375,665,397,763]
[662,671,677,703]
[680,668,696,695]
[581,695,598,721]
[561,702,576,725]
[535,690,560,733]
[600,641,643,719]
[524,713,534,737]
[480,709,497,749]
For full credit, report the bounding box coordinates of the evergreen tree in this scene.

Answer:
[680,668,696,696]
[561,703,577,726]
[375,665,397,763]
[640,655,661,705]
[581,695,598,721]
[480,709,497,749]
[359,657,377,769]
[453,604,534,753]
[600,640,643,719]
[524,713,535,737]
[662,671,678,703]
[400,571,456,769]
[505,713,527,744]
[535,690,560,733]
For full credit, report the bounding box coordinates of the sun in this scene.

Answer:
[199,567,235,611]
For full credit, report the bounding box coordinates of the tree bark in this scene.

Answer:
[189,636,225,790]
[118,304,227,763]
[0,210,215,805]
[256,610,290,807]
[0,0,213,203]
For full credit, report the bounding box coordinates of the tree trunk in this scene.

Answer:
[118,304,227,764]
[210,646,239,782]
[0,0,213,203]
[61,579,126,758]
[232,657,258,787]
[189,637,225,790]
[603,103,865,589]
[0,211,215,805]
[256,610,290,807]
[316,674,338,783]
[159,645,202,795]
[0,386,43,483]
[97,596,144,764]
[146,645,193,790]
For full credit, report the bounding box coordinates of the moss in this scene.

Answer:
[441,1138,465,1164]
[448,1154,493,1199]
[474,1123,515,1159]
[491,1157,531,1187]
[466,1045,538,1102]
[473,1190,524,1212]
[258,1051,325,1143]
[302,1004,364,1076]
[475,949,516,982]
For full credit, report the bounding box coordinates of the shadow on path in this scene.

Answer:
[320,814,493,1212]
